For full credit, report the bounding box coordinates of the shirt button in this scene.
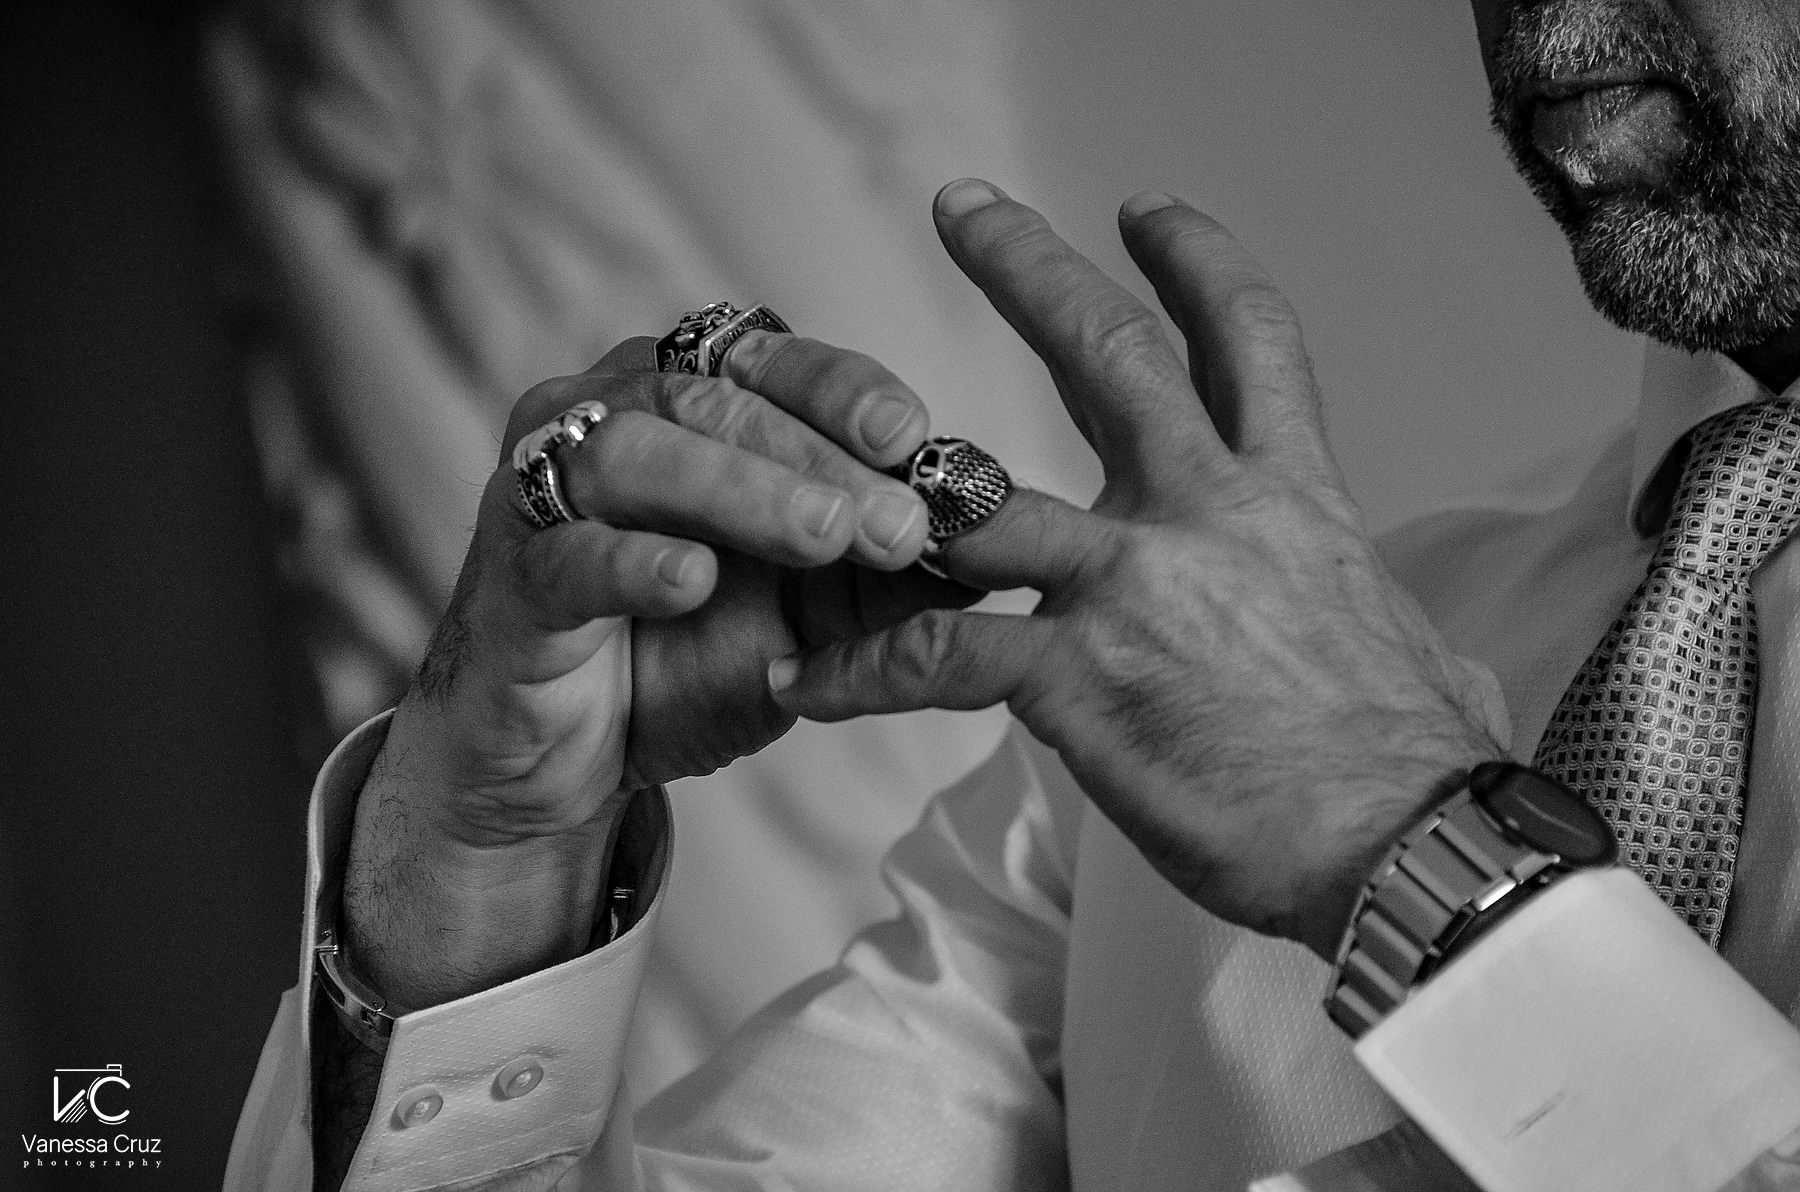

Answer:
[494,1057,544,1100]
[392,1087,442,1129]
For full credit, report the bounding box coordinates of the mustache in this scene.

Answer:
[1489,0,1700,108]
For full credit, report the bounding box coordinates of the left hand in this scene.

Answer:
[769,180,1509,959]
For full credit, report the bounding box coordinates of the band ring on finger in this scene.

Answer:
[512,400,609,530]
[655,301,792,376]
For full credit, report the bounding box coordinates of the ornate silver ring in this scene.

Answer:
[656,302,792,376]
[897,436,1013,548]
[512,400,608,530]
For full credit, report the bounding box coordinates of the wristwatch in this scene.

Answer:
[1324,760,1616,1039]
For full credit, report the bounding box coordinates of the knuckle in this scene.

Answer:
[737,332,874,399]
[1005,493,1055,554]
[668,376,756,442]
[1168,210,1231,242]
[520,373,583,412]
[1161,219,1241,272]
[969,210,1056,263]
[1206,468,1283,521]
[1083,305,1168,374]
[507,374,584,445]
[813,349,886,403]
[729,331,789,390]
[1104,522,1185,594]
[585,408,665,472]
[583,335,658,378]
[1221,280,1300,337]
[1072,611,1132,682]
[781,426,839,479]
[1106,521,1160,571]
[761,337,891,407]
[892,610,964,687]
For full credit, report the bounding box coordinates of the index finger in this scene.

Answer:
[500,338,663,453]
[932,179,1237,502]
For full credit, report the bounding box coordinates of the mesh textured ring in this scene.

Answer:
[893,436,1013,580]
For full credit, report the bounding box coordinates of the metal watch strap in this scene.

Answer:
[312,884,639,1055]
[314,926,397,1054]
[1324,782,1558,1039]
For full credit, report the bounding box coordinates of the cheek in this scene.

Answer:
[1675,0,1800,68]
[1694,0,1800,122]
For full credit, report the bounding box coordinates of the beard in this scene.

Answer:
[1488,0,1800,355]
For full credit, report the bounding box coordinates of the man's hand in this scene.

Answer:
[342,332,978,1011]
[769,181,1509,959]
[318,331,980,1187]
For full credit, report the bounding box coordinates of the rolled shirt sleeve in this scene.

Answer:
[224,712,670,1192]
[227,719,1082,1192]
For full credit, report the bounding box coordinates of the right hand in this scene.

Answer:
[395,330,977,849]
[768,185,1508,959]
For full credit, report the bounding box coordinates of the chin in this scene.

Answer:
[1501,123,1800,356]
[1487,16,1800,360]
[1563,191,1800,355]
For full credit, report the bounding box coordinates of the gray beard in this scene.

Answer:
[1555,151,1800,354]
[1489,1,1800,355]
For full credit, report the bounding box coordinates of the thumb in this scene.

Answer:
[767,609,1055,722]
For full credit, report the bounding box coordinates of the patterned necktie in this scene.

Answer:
[1534,399,1800,946]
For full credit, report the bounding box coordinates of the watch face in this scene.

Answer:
[1470,763,1617,866]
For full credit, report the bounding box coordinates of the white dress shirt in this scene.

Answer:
[227,343,1800,1191]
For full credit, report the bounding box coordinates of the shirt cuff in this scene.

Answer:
[1353,867,1800,1192]
[305,712,671,1192]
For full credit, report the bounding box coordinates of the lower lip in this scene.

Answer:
[1530,83,1687,191]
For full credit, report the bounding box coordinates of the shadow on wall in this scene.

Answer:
[0,3,310,1187]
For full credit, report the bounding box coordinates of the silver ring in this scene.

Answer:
[512,400,608,530]
[898,436,1013,547]
[656,302,792,376]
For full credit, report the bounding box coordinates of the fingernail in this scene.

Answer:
[860,395,918,453]
[863,490,923,552]
[791,485,848,538]
[656,547,696,587]
[1121,191,1177,218]
[937,178,1003,218]
[767,656,799,693]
